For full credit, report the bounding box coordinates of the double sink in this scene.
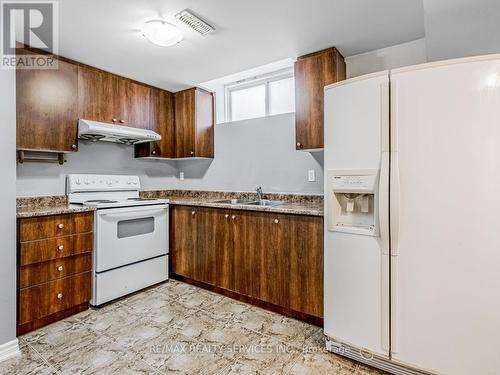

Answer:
[211,198,284,207]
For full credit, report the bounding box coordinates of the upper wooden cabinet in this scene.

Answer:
[294,47,345,150]
[135,87,175,158]
[16,57,79,152]
[78,65,150,128]
[16,48,214,157]
[114,77,150,128]
[174,87,215,158]
[77,65,115,125]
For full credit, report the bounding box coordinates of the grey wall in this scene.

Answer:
[0,68,17,345]
[17,113,323,196]
[17,39,433,199]
[177,113,323,194]
[345,38,427,78]
[423,0,500,61]
[17,142,178,197]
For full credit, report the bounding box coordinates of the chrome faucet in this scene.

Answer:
[256,186,263,201]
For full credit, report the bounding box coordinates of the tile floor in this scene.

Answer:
[4,280,387,374]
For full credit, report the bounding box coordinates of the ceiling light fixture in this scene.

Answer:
[141,20,183,47]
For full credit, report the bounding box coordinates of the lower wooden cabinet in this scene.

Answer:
[17,212,93,335]
[170,206,323,321]
[19,272,91,325]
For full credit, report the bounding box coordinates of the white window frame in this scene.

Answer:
[225,68,294,122]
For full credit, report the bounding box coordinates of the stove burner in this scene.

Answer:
[85,199,118,204]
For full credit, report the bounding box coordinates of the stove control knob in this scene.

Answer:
[133,180,138,185]
[106,179,112,186]
[84,178,90,185]
[75,178,81,185]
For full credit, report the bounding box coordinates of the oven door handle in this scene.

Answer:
[98,208,166,220]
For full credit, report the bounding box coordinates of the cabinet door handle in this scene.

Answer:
[152,150,156,155]
[231,215,236,220]
[57,223,64,229]
[274,219,279,224]
[190,151,195,156]
[119,119,125,123]
[112,118,117,123]
[225,214,229,219]
[191,211,196,216]
[57,265,63,272]
[296,142,303,148]
[57,293,63,299]
[71,144,77,150]
[58,245,64,251]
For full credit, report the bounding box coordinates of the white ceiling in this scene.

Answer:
[58,0,424,91]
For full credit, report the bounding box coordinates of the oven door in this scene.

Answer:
[95,204,168,272]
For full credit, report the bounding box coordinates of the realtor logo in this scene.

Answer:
[1,0,58,69]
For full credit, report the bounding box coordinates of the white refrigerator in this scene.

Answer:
[324,55,500,375]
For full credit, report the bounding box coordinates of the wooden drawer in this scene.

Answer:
[19,212,93,242]
[19,272,91,325]
[20,254,92,288]
[20,232,93,266]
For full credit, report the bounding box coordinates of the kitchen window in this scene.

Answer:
[225,69,295,122]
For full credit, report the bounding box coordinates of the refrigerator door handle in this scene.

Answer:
[390,152,400,256]
[389,78,400,354]
[378,152,390,254]
[390,255,399,354]
[379,78,391,353]
[390,79,401,257]
[379,151,391,352]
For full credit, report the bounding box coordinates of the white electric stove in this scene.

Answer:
[67,174,169,306]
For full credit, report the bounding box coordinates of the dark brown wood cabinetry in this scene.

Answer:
[16,57,79,152]
[170,206,323,323]
[77,65,116,124]
[171,206,198,279]
[174,87,215,158]
[135,88,175,158]
[16,46,214,158]
[17,212,93,335]
[114,77,150,128]
[78,65,150,127]
[294,47,345,150]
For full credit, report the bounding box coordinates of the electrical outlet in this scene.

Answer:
[179,171,185,181]
[308,169,316,182]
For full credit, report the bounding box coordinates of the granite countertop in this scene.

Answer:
[16,191,324,218]
[142,190,324,217]
[166,197,323,216]
[16,196,95,219]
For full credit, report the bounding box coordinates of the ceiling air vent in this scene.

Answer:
[175,9,215,36]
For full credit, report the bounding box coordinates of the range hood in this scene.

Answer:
[78,119,161,145]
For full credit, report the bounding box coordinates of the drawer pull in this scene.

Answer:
[57,223,64,229]
[274,219,279,224]
[57,293,63,299]
[225,214,229,219]
[191,211,196,216]
[231,215,236,220]
[57,265,63,272]
[58,245,64,251]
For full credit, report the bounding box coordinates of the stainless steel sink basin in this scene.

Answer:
[244,200,284,207]
[211,199,257,205]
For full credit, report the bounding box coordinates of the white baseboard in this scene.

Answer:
[0,339,20,363]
